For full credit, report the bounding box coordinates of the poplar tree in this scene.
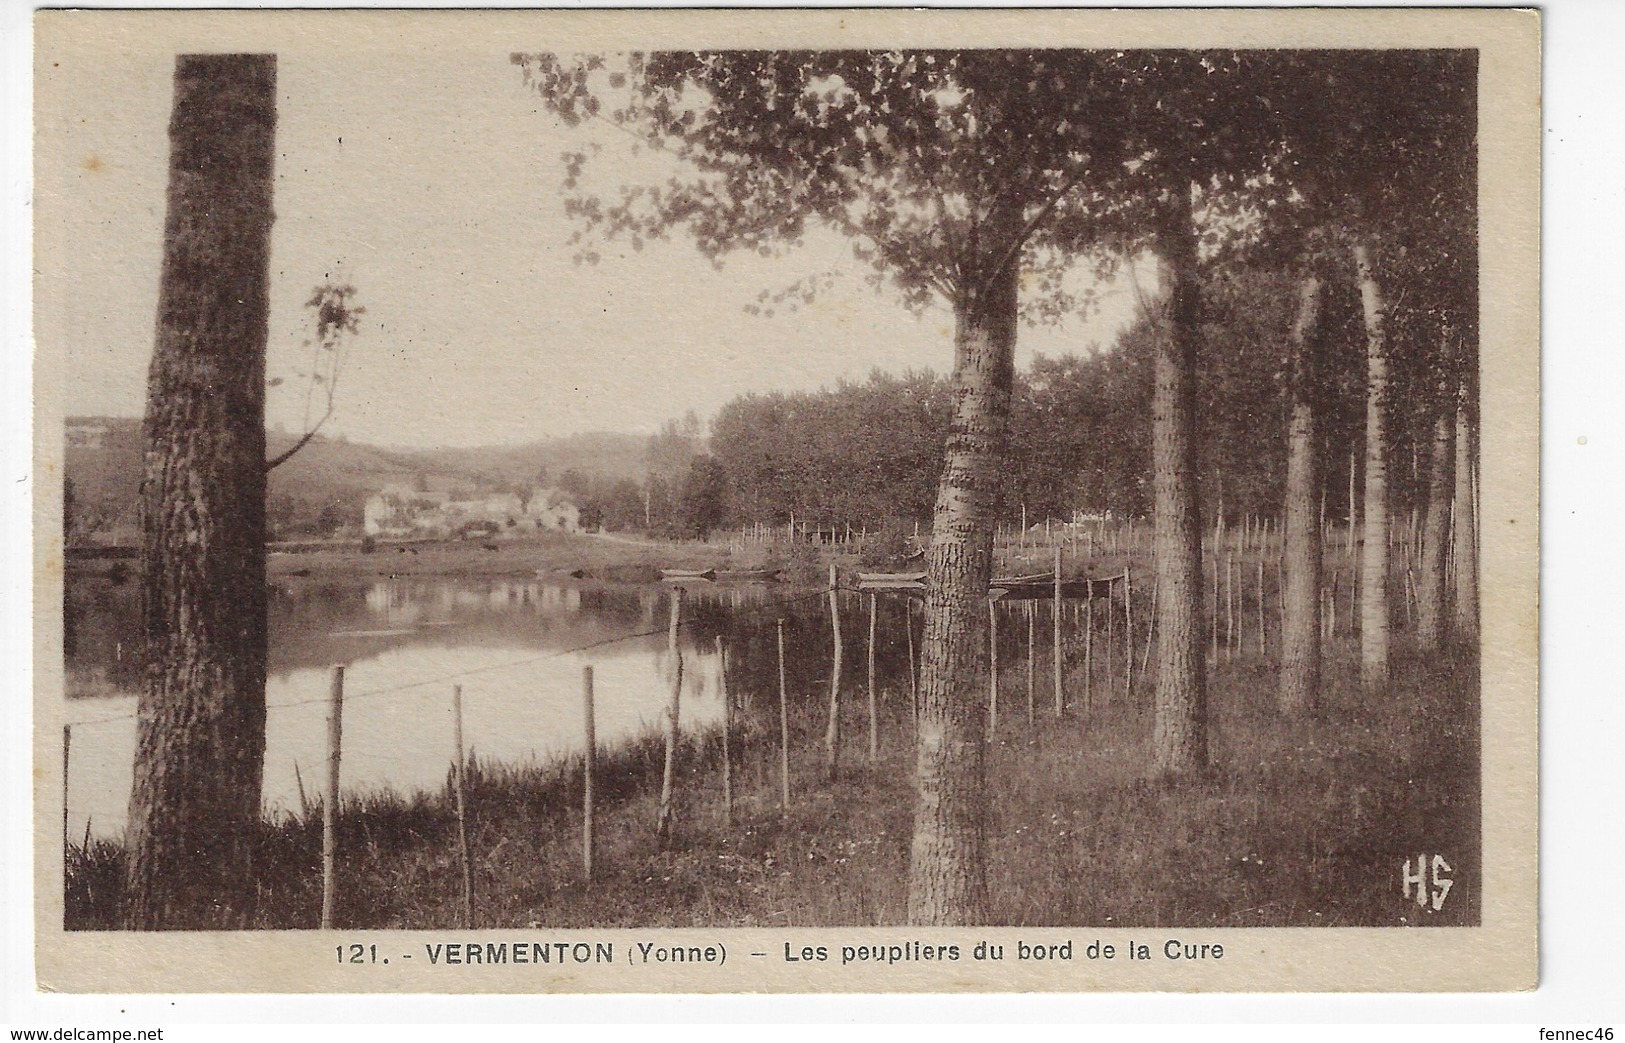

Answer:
[516,49,1135,922]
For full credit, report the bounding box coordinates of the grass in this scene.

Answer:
[66,629,1478,930]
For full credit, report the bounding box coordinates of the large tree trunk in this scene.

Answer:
[1451,382,1478,641]
[123,54,277,930]
[1353,241,1390,691]
[906,218,1020,926]
[1279,272,1323,714]
[1150,195,1208,774]
[1416,376,1455,650]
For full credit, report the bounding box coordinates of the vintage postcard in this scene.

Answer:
[32,7,1539,993]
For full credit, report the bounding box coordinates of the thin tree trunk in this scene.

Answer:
[1417,388,1455,650]
[124,54,277,930]
[907,212,1021,926]
[1452,384,1479,641]
[1280,272,1322,713]
[1150,193,1209,775]
[1354,240,1391,691]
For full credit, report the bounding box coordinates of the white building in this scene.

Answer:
[364,482,579,538]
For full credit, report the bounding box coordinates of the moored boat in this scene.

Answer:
[856,571,927,591]
[716,567,781,581]
[660,567,717,581]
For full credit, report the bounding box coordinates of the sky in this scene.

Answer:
[38,29,1146,450]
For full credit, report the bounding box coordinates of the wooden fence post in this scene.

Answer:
[1141,578,1158,676]
[582,666,595,884]
[1105,583,1115,701]
[451,684,474,928]
[867,592,878,761]
[824,563,843,778]
[62,724,71,857]
[716,637,733,826]
[321,665,344,930]
[1083,590,1093,709]
[776,618,790,812]
[1277,552,1287,640]
[1229,556,1239,657]
[987,598,999,738]
[1053,544,1064,717]
[655,588,685,847]
[1256,560,1266,657]
[905,598,918,720]
[1124,565,1134,695]
[1026,602,1036,726]
[1210,554,1220,660]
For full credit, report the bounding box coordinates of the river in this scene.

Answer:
[62,572,918,839]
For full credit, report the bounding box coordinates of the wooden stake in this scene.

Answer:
[824,563,843,778]
[1124,565,1134,695]
[1210,555,1220,660]
[1348,552,1358,634]
[1083,591,1093,709]
[716,638,732,827]
[1052,544,1064,717]
[451,684,474,928]
[1225,556,1235,658]
[1105,582,1115,698]
[987,598,999,738]
[1276,552,1286,637]
[1349,447,1358,573]
[1026,601,1036,726]
[62,724,70,857]
[1141,579,1158,676]
[321,665,344,930]
[582,666,595,883]
[905,598,918,719]
[655,588,684,846]
[776,618,790,813]
[1256,560,1265,658]
[867,593,878,760]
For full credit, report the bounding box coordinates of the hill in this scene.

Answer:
[404,431,650,489]
[62,417,648,543]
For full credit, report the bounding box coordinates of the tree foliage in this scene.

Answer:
[267,282,365,471]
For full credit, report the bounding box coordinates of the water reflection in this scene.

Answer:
[65,574,925,840]
[64,578,750,839]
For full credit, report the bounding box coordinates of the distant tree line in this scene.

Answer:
[578,260,1447,544]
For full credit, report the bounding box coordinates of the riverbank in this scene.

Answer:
[66,530,836,586]
[65,641,1478,930]
[68,527,1143,589]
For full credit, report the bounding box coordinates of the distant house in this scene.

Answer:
[363,482,579,538]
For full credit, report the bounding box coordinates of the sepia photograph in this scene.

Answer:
[29,7,1539,994]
